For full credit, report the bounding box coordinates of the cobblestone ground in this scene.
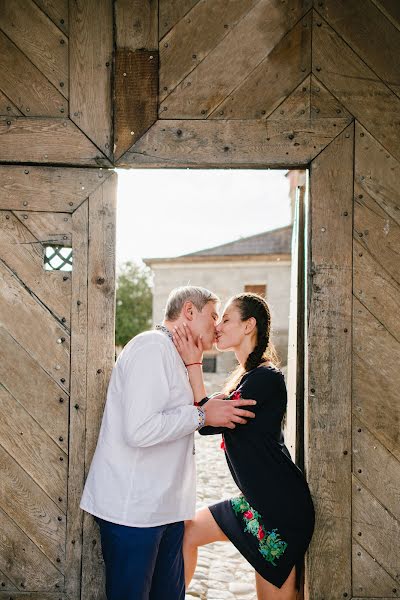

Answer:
[185,432,256,600]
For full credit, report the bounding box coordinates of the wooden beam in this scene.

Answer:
[306,122,354,599]
[117,117,352,168]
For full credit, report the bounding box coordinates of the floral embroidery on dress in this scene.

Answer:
[231,495,288,566]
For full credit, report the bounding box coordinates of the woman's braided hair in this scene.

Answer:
[224,292,279,393]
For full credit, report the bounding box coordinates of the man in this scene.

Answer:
[80,285,256,600]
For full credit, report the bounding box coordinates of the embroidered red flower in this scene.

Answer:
[220,436,225,451]
[244,510,253,520]
[230,390,241,400]
[258,526,265,540]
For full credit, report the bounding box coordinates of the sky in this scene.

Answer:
[116,169,291,266]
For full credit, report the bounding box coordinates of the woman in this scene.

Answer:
[172,293,315,600]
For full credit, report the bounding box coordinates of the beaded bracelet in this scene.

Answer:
[196,407,206,430]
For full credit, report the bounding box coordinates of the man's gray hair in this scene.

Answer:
[164,286,220,321]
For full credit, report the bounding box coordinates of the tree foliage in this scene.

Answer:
[115,261,153,347]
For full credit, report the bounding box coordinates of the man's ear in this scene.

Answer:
[245,316,257,334]
[182,301,194,321]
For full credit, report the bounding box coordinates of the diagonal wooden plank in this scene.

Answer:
[312,11,400,162]
[370,0,400,31]
[0,261,70,389]
[0,0,68,98]
[354,237,400,343]
[354,187,400,286]
[0,507,64,590]
[159,0,312,118]
[310,75,352,119]
[268,77,310,121]
[353,297,400,462]
[0,165,111,213]
[12,210,72,245]
[70,0,113,158]
[0,118,111,166]
[118,117,351,168]
[159,0,259,103]
[0,445,66,570]
[355,123,400,228]
[352,476,400,583]
[0,32,66,117]
[353,417,400,522]
[0,569,18,591]
[316,0,400,97]
[0,328,68,453]
[0,210,71,323]
[33,0,68,35]
[0,387,67,511]
[352,540,399,597]
[0,90,23,116]
[159,0,199,39]
[208,11,312,120]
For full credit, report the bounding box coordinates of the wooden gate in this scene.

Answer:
[0,2,399,599]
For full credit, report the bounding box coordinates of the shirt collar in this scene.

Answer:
[155,324,174,341]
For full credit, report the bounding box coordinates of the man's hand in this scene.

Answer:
[203,398,256,429]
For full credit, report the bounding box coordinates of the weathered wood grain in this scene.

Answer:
[0,91,23,116]
[81,174,116,600]
[65,199,88,599]
[159,0,312,118]
[306,123,354,599]
[352,477,400,583]
[0,118,111,166]
[0,507,64,590]
[70,0,113,157]
[209,11,312,120]
[0,595,67,599]
[159,0,258,103]
[33,0,68,35]
[353,297,400,462]
[0,166,110,213]
[0,445,66,570]
[0,32,66,117]
[0,260,70,389]
[12,210,72,245]
[0,0,68,98]
[0,387,67,511]
[118,117,351,168]
[352,540,399,597]
[115,0,158,49]
[268,78,310,121]
[159,0,199,39]
[316,0,400,97]
[0,210,71,323]
[312,12,400,162]
[0,569,18,590]
[310,75,351,119]
[0,328,69,453]
[371,0,400,31]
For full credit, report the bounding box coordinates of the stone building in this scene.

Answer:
[144,225,292,374]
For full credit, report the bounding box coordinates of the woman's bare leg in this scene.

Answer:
[255,566,297,600]
[183,507,228,587]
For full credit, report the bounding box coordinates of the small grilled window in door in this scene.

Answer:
[244,284,266,298]
[44,245,73,271]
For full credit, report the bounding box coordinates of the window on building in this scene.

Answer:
[244,284,266,298]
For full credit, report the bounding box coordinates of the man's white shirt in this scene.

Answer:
[80,330,199,527]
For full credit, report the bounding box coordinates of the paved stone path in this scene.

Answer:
[185,431,257,600]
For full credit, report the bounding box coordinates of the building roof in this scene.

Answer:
[143,225,292,265]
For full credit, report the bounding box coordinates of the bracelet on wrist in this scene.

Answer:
[198,396,209,406]
[185,362,203,367]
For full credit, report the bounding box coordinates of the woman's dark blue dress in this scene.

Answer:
[200,366,315,590]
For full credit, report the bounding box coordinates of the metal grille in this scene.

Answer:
[44,245,73,271]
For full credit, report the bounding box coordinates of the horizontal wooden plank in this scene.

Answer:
[0,118,111,166]
[33,0,68,35]
[352,476,400,583]
[0,507,64,591]
[0,165,110,212]
[352,540,399,597]
[0,261,70,389]
[12,210,72,245]
[0,32,66,116]
[118,117,351,167]
[159,0,312,118]
[159,0,258,103]
[353,417,400,521]
[159,0,198,39]
[0,387,67,511]
[0,0,68,98]
[0,445,66,570]
[0,90,23,116]
[116,0,158,49]
[209,11,312,119]
[0,328,69,453]
[353,297,400,462]
[0,210,71,323]
[312,12,400,162]
[317,0,400,97]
